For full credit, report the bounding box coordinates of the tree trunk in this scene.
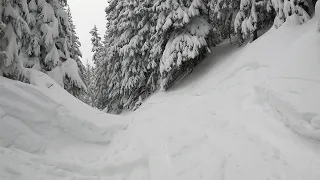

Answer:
[306,0,315,17]
[237,26,244,47]
[251,29,258,42]
[229,12,233,44]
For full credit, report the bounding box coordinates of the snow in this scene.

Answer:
[3,23,17,67]
[2,17,320,180]
[61,58,87,91]
[47,66,63,86]
[316,0,320,31]
[47,56,86,91]
[270,0,310,28]
[28,0,37,11]
[28,69,129,127]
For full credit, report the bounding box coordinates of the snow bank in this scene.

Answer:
[0,72,131,179]
[233,19,320,138]
[0,76,126,154]
[29,69,130,127]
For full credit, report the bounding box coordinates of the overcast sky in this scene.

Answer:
[68,1,108,65]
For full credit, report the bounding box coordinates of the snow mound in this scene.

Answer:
[29,69,129,127]
[236,19,320,138]
[0,71,131,179]
[0,76,127,154]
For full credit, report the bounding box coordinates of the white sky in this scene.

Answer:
[68,1,108,65]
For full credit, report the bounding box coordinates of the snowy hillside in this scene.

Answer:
[2,18,320,180]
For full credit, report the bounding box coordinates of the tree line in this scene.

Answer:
[0,0,315,114]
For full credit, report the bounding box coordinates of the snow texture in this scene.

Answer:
[2,18,320,180]
[316,0,320,31]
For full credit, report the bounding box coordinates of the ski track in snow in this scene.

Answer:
[2,20,320,179]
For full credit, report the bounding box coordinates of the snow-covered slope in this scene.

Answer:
[28,69,129,127]
[2,18,320,179]
[0,71,129,179]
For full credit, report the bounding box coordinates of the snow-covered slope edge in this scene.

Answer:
[1,77,114,153]
[237,18,320,141]
[28,69,130,127]
[0,72,131,179]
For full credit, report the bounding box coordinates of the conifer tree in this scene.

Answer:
[154,0,212,89]
[65,6,86,97]
[0,0,31,82]
[97,0,221,113]
[96,0,159,113]
[79,60,96,106]
[0,0,86,95]
[234,0,259,41]
[89,25,104,66]
[211,0,240,42]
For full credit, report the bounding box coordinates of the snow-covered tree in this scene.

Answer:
[154,0,212,89]
[79,60,97,106]
[89,25,104,66]
[96,0,159,113]
[211,0,239,42]
[95,39,122,113]
[0,0,31,82]
[234,0,260,41]
[66,7,83,73]
[0,0,86,96]
[232,0,311,42]
[267,0,310,28]
[96,0,225,113]
[234,0,311,37]
[65,6,86,97]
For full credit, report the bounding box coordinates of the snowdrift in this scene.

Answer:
[0,76,126,153]
[0,71,130,179]
[233,17,320,140]
[28,69,129,127]
[96,18,320,180]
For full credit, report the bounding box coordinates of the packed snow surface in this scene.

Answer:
[2,19,320,179]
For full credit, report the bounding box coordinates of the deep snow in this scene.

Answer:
[2,18,320,180]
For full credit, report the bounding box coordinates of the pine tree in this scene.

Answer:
[96,28,122,113]
[65,6,86,97]
[0,0,31,82]
[89,25,105,108]
[271,0,310,27]
[96,0,223,113]
[116,0,159,111]
[211,0,240,42]
[234,0,259,41]
[79,60,96,106]
[233,0,311,39]
[89,25,104,66]
[0,0,86,96]
[96,0,159,113]
[66,7,84,76]
[154,0,212,89]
